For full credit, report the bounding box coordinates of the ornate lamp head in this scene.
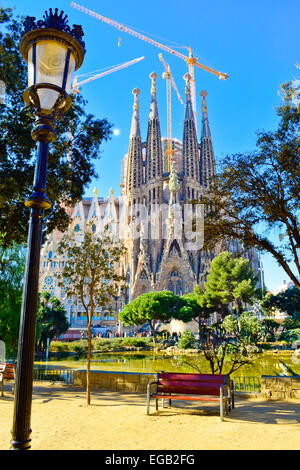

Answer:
[20,8,85,115]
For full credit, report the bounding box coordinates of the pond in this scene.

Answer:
[35,350,300,379]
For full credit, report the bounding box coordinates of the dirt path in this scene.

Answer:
[1,383,299,450]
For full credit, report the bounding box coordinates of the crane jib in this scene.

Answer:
[70,2,228,80]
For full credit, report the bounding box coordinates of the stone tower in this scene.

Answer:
[122,72,221,301]
[200,90,216,187]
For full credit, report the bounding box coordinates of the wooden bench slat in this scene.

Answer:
[159,373,227,382]
[157,380,222,395]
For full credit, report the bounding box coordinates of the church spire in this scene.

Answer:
[145,72,163,185]
[200,90,211,138]
[200,90,216,186]
[182,73,199,182]
[130,87,141,139]
[126,88,143,194]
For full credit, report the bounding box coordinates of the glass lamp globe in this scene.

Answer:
[26,39,76,111]
[20,9,85,114]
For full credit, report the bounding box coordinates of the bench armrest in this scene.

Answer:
[220,384,229,397]
[147,381,158,395]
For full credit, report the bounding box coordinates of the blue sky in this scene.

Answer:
[3,0,300,291]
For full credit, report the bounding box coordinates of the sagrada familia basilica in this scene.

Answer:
[39,72,260,332]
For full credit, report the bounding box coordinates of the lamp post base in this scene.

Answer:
[10,431,32,450]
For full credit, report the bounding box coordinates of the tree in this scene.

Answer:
[279,311,300,344]
[261,318,280,342]
[186,313,263,375]
[57,225,126,405]
[0,8,112,250]
[0,242,25,357]
[195,252,258,318]
[261,286,300,317]
[202,81,300,288]
[36,292,69,352]
[180,292,213,339]
[119,291,183,344]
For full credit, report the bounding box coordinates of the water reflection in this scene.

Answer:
[35,351,300,378]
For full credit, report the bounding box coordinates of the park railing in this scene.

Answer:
[232,376,261,392]
[33,366,74,385]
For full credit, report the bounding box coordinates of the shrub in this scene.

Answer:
[178,330,195,350]
[121,337,151,348]
[49,341,66,353]
[67,340,88,354]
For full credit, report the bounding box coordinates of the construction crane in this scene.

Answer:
[67,56,145,165]
[72,56,145,94]
[70,2,229,129]
[159,53,183,172]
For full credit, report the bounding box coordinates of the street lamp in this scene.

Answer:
[11,8,85,450]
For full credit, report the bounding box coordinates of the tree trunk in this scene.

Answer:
[149,321,157,345]
[86,316,92,406]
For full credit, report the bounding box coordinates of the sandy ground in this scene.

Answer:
[0,382,299,451]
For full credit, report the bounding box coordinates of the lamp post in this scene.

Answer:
[11,9,85,450]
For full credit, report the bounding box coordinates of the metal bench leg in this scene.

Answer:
[220,387,224,422]
[225,397,229,415]
[155,398,158,411]
[169,399,171,407]
[146,393,150,415]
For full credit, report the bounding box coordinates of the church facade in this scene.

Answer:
[39,72,260,332]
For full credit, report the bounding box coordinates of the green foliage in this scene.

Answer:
[68,340,88,354]
[277,311,300,344]
[194,252,258,318]
[0,243,25,357]
[49,336,152,353]
[36,292,70,352]
[279,328,300,344]
[238,312,263,344]
[283,312,300,330]
[202,81,300,288]
[179,292,213,322]
[119,291,182,343]
[261,287,300,316]
[178,330,196,350]
[57,225,126,320]
[261,318,280,341]
[120,337,151,348]
[57,225,126,405]
[189,313,263,375]
[0,8,112,249]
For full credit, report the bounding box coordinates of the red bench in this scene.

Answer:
[146,372,234,421]
[0,363,16,397]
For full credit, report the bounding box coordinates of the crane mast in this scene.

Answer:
[159,53,182,172]
[70,2,229,129]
